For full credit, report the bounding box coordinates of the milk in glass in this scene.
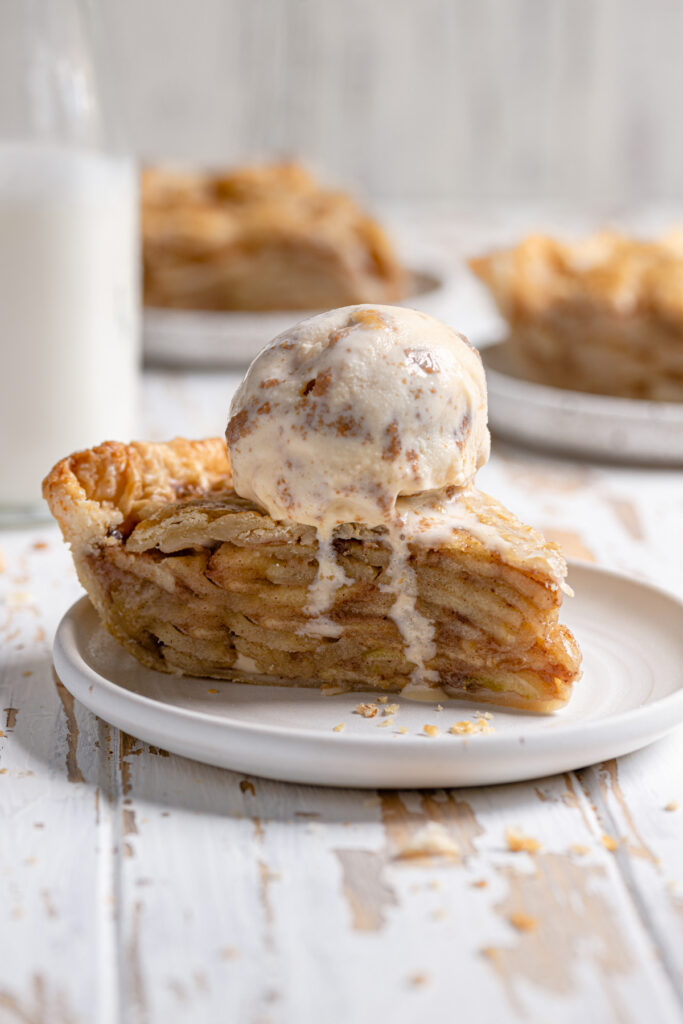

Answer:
[0,142,139,513]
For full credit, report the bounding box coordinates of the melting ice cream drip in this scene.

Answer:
[301,528,350,638]
[301,515,444,690]
[382,519,449,700]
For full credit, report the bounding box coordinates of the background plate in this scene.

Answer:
[53,563,683,788]
[483,342,683,464]
[143,267,454,368]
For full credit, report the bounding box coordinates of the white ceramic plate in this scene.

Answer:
[143,267,455,368]
[53,563,683,788]
[482,342,683,464]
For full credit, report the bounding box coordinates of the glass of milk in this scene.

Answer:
[0,0,139,523]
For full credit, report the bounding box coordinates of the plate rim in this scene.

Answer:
[482,340,683,422]
[143,265,447,330]
[53,561,683,756]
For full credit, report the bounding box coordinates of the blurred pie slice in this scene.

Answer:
[142,162,408,312]
[470,231,683,401]
[44,438,581,713]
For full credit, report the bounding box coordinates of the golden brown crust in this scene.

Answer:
[470,231,683,322]
[470,231,683,400]
[43,437,231,550]
[44,437,581,713]
[141,162,408,312]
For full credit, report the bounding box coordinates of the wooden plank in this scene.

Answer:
[109,750,683,1023]
[578,741,683,1002]
[0,530,118,1024]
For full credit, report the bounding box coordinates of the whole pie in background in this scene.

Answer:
[142,162,409,312]
[44,306,582,713]
[470,230,683,401]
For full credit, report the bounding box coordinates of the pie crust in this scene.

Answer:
[44,438,581,712]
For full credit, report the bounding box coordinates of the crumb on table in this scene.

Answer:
[394,822,459,860]
[508,911,537,933]
[506,828,541,854]
[423,724,440,738]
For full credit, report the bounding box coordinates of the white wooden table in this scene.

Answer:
[2,214,683,1024]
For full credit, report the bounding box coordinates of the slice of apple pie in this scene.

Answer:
[44,437,580,712]
[470,231,683,401]
[142,162,408,312]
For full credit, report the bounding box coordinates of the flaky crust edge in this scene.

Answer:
[42,437,231,553]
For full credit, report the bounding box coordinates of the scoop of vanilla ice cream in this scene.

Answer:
[226,304,490,528]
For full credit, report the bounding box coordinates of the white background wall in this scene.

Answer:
[110,0,683,204]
